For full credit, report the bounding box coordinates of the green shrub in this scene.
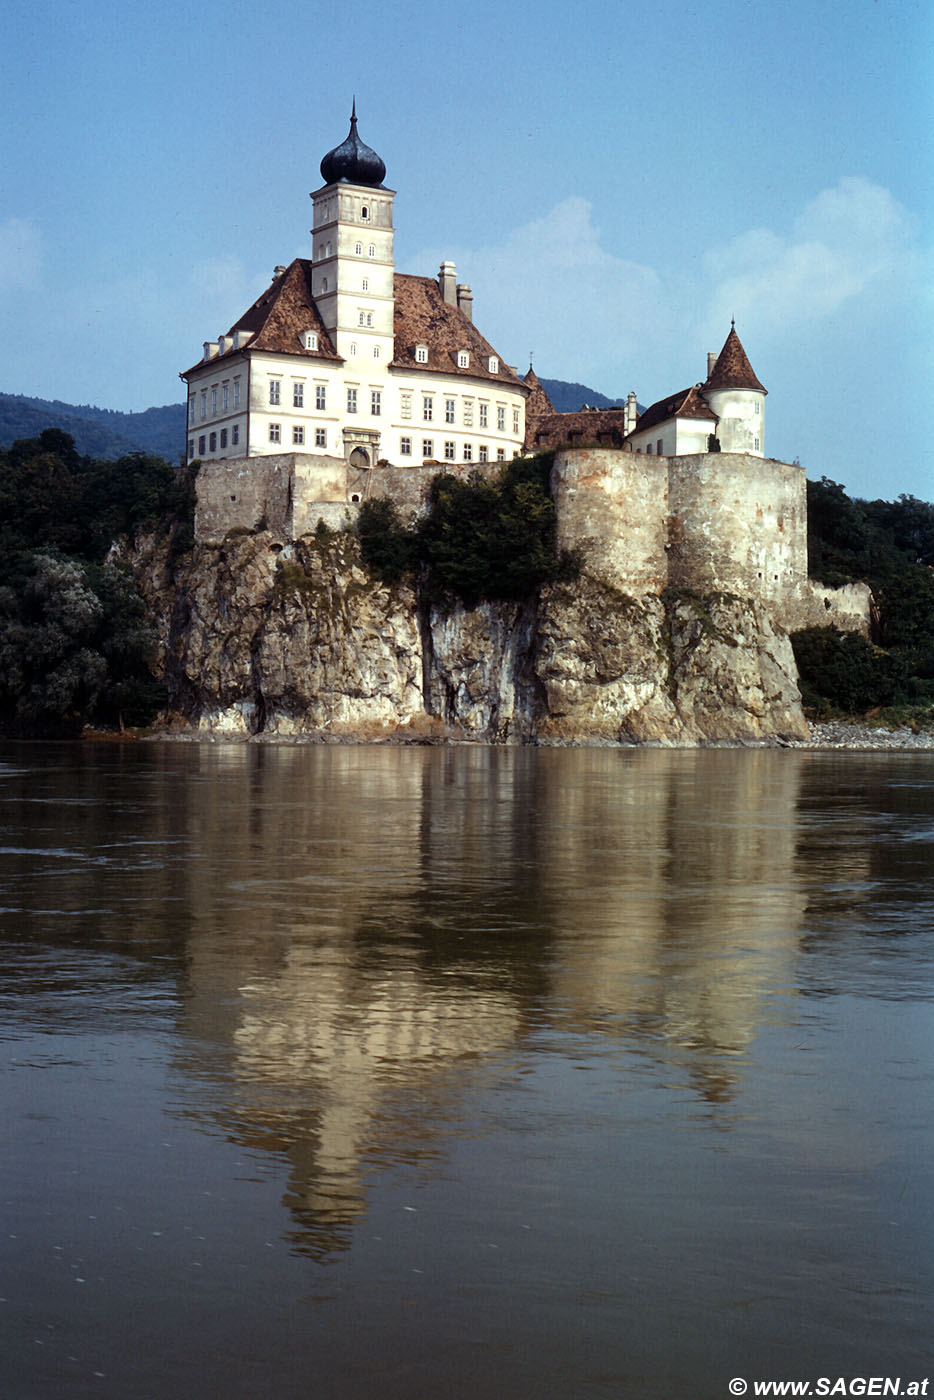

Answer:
[791,626,909,714]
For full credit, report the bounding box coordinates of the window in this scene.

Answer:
[401,392,412,419]
[444,440,456,460]
[233,379,241,408]
[755,401,761,415]
[463,442,472,461]
[755,437,760,451]
[347,388,358,413]
[423,396,433,422]
[315,384,326,411]
[269,423,281,443]
[293,425,305,445]
[657,439,663,455]
[232,425,239,445]
[361,205,369,220]
[415,344,428,364]
[457,350,469,369]
[222,383,229,411]
[349,342,358,357]
[188,397,195,424]
[488,356,499,373]
[188,438,194,459]
[445,398,456,423]
[220,428,228,449]
[303,331,318,350]
[371,390,381,416]
[422,439,433,459]
[400,436,412,456]
[358,311,366,326]
[315,428,327,447]
[463,400,474,427]
[355,242,363,255]
[646,444,653,454]
[293,382,304,408]
[269,380,281,405]
[496,406,505,432]
[209,431,217,451]
[479,403,488,428]
[368,244,375,257]
[326,241,332,256]
[200,391,206,420]
[322,277,328,292]
[373,346,380,359]
[362,277,369,292]
[211,387,217,415]
[496,448,505,461]
[513,408,520,434]
[478,444,488,462]
[198,435,206,455]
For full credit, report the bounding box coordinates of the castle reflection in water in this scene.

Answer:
[105,743,872,1259]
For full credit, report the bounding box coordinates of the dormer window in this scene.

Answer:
[303,331,318,351]
[457,350,470,369]
[488,356,499,374]
[415,344,428,364]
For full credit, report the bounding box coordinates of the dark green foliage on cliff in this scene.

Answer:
[356,498,419,585]
[0,431,190,733]
[791,628,910,714]
[797,478,934,714]
[357,453,576,608]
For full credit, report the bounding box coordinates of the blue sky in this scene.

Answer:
[1,0,930,501]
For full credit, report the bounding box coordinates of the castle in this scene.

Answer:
[185,109,869,637]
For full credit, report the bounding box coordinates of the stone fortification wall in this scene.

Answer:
[783,581,874,637]
[196,453,348,543]
[666,454,807,605]
[193,447,870,636]
[550,448,668,595]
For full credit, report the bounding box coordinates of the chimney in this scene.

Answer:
[439,261,457,305]
[624,390,638,435]
[456,283,473,321]
[707,352,717,378]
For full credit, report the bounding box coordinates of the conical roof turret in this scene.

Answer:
[319,101,387,187]
[704,323,767,395]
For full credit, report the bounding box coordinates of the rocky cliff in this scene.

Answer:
[134,529,809,744]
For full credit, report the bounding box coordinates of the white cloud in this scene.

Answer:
[701,177,922,334]
[0,217,42,292]
[406,196,661,390]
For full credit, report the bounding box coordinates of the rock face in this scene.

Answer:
[134,529,809,744]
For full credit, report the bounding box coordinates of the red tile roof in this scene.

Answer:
[635,384,716,433]
[704,326,767,395]
[391,274,524,386]
[182,261,524,389]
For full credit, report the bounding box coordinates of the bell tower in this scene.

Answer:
[310,103,395,373]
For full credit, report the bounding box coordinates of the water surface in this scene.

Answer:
[2,743,932,1398]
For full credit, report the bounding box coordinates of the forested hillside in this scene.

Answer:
[0,394,184,461]
[0,430,194,734]
[793,479,934,718]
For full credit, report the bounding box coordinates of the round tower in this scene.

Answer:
[703,323,767,457]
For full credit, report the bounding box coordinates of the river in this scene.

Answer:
[2,742,932,1399]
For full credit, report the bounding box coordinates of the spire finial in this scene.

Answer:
[351,95,357,125]
[731,316,735,330]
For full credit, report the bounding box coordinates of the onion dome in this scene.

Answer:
[319,101,386,187]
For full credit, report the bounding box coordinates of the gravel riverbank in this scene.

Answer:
[786,721,934,750]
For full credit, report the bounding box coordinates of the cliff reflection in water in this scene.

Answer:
[169,746,815,1257]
